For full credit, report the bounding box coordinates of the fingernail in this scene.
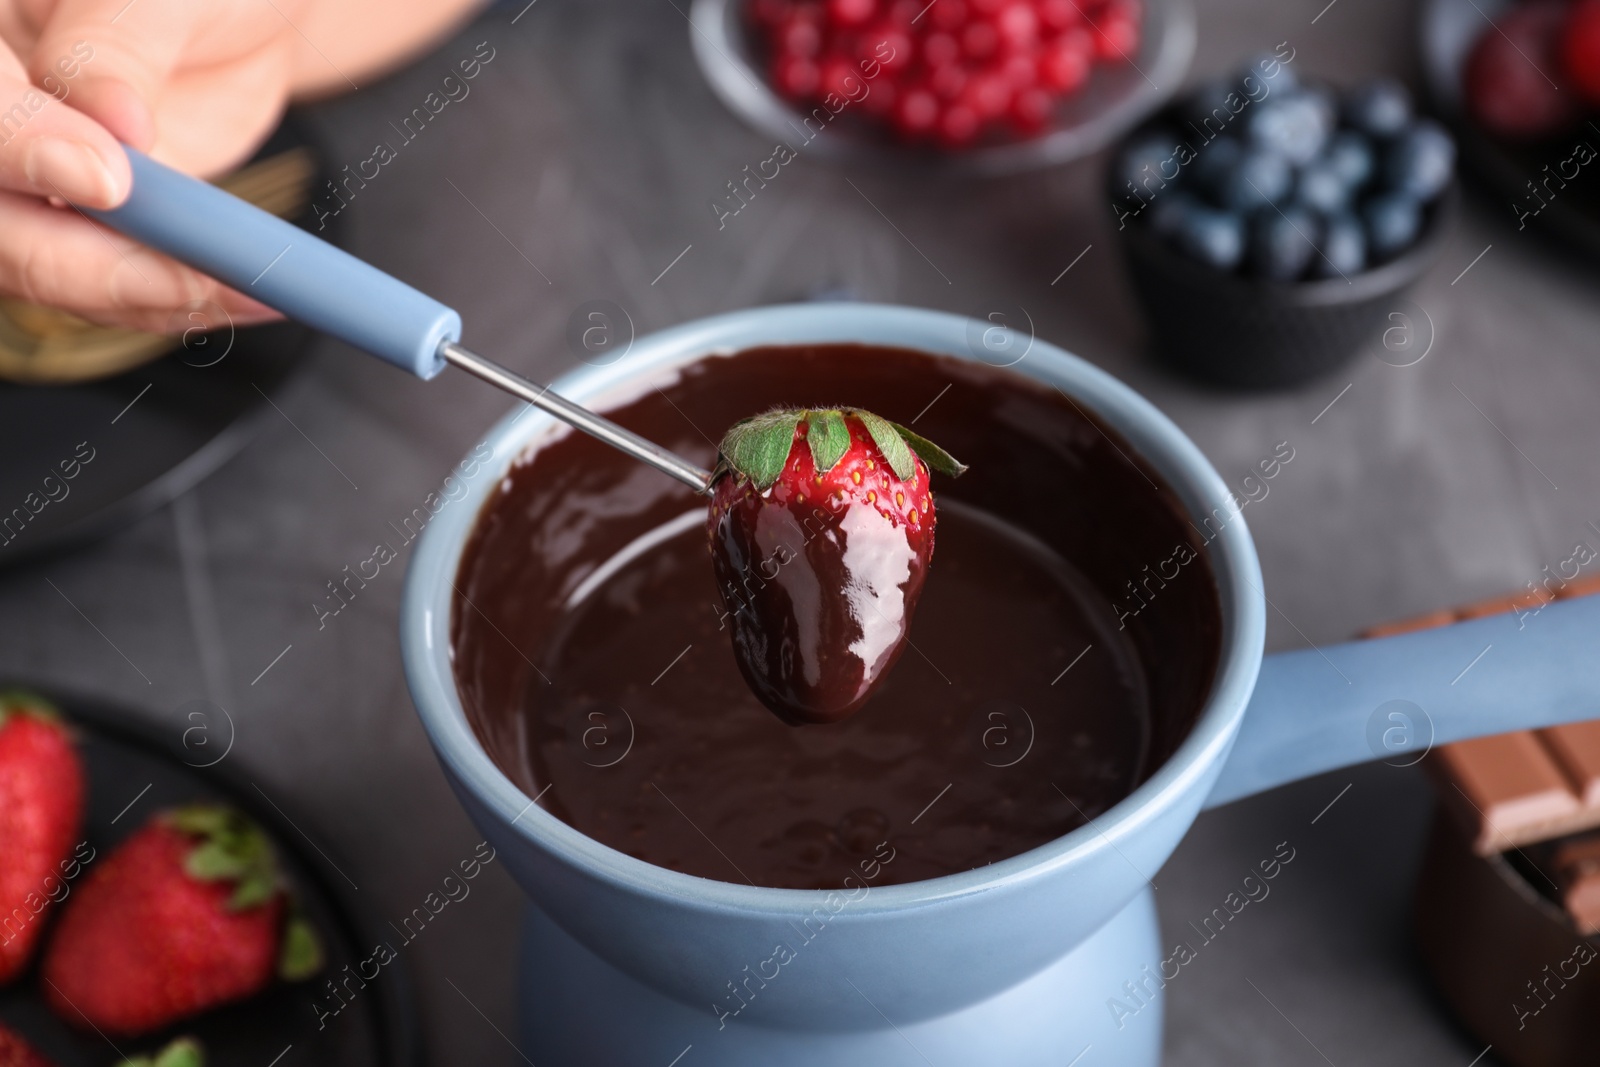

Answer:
[24,138,121,206]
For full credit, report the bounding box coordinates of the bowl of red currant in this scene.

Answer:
[1420,0,1600,257]
[688,0,1196,175]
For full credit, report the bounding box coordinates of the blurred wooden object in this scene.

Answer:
[0,147,315,384]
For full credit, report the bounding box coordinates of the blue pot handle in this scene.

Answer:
[1207,592,1600,807]
[85,148,460,380]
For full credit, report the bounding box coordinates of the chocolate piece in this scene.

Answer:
[1551,832,1600,936]
[452,344,1223,889]
[1434,733,1583,853]
[1542,721,1600,808]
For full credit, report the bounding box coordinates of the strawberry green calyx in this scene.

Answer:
[0,690,62,727]
[164,804,284,911]
[278,913,324,981]
[124,1036,205,1067]
[712,407,968,490]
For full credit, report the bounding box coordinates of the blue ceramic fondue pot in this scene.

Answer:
[400,304,1600,1067]
[76,154,1597,1065]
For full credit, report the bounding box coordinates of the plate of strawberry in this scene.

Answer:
[689,0,1196,174]
[0,691,419,1067]
[1420,0,1600,255]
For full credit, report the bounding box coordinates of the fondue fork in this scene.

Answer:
[88,150,715,496]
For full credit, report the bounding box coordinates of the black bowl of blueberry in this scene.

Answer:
[1108,54,1458,388]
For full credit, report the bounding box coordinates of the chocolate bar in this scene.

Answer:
[1550,831,1600,936]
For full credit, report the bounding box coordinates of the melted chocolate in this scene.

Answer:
[452,344,1222,889]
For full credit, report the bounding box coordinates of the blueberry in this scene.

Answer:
[1246,90,1334,165]
[1184,79,1241,129]
[1214,148,1293,212]
[1322,131,1375,189]
[1193,136,1244,202]
[1170,204,1245,271]
[1149,190,1202,237]
[1313,210,1367,278]
[1247,204,1319,281]
[1343,79,1413,139]
[1294,163,1351,214]
[1237,52,1298,98]
[1382,119,1455,201]
[1117,132,1179,202]
[1362,192,1422,260]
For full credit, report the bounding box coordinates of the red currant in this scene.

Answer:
[962,20,1000,59]
[1010,85,1053,131]
[773,55,822,99]
[1040,30,1091,90]
[929,0,968,30]
[921,30,961,66]
[1092,14,1138,59]
[994,2,1039,50]
[937,102,982,147]
[893,86,941,137]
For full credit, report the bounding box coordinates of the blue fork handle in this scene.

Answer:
[86,148,460,379]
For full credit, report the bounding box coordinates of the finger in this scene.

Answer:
[0,43,129,207]
[0,191,281,333]
[30,0,288,151]
[27,0,211,150]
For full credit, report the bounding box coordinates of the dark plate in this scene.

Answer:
[0,121,331,570]
[1419,0,1600,260]
[0,687,423,1067]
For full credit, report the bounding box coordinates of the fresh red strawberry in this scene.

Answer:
[1464,2,1581,139]
[707,407,965,724]
[0,1022,55,1067]
[1563,0,1600,106]
[42,805,322,1035]
[0,692,85,984]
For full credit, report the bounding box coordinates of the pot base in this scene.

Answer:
[517,888,1164,1066]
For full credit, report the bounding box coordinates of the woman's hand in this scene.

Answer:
[0,0,482,334]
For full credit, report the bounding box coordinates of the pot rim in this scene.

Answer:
[400,302,1266,914]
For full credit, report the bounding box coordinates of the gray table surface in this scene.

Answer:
[4,0,1596,1062]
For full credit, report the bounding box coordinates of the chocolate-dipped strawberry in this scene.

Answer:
[707,407,965,725]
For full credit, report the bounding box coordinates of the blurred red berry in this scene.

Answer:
[937,102,982,146]
[828,0,878,24]
[773,54,822,99]
[970,0,1004,13]
[1040,30,1092,90]
[861,23,914,68]
[1562,0,1600,105]
[963,70,1014,117]
[922,30,961,66]
[1010,85,1054,131]
[886,0,922,21]
[862,77,898,114]
[930,60,969,98]
[1036,0,1082,30]
[929,0,968,29]
[962,20,1000,58]
[752,0,795,27]
[1092,14,1138,58]
[778,14,823,55]
[995,2,1039,49]
[999,50,1039,87]
[1465,2,1579,138]
[817,56,857,97]
[893,86,941,136]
